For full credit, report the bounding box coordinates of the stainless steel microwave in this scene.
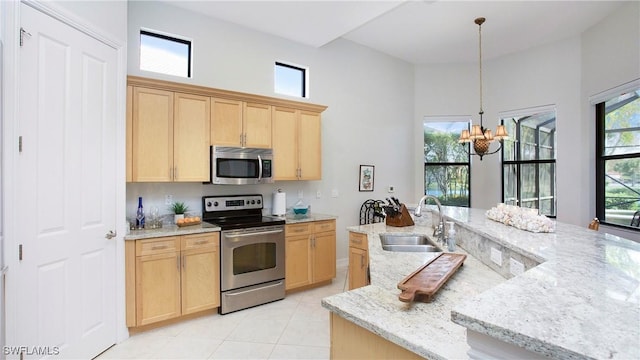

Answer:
[210,146,274,185]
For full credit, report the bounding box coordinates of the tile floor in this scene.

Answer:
[97,265,348,360]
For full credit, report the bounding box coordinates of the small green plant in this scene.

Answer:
[170,201,189,215]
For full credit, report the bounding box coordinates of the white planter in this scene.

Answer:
[174,214,184,224]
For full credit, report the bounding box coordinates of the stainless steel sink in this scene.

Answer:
[379,233,442,252]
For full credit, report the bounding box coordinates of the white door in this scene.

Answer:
[13,3,117,359]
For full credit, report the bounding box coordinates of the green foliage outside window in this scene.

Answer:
[601,90,640,226]
[424,122,470,207]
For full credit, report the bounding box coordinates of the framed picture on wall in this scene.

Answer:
[359,165,375,192]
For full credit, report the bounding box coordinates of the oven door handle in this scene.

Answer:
[225,280,284,296]
[225,229,283,238]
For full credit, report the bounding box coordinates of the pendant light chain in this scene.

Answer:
[478,17,484,124]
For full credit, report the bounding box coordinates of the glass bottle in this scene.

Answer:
[446,221,456,252]
[136,197,145,229]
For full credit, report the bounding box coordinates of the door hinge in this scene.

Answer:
[19,244,23,261]
[20,27,31,47]
[18,136,23,152]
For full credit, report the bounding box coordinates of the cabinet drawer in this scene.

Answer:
[349,232,368,250]
[313,220,335,233]
[286,223,312,237]
[136,237,180,256]
[181,233,219,251]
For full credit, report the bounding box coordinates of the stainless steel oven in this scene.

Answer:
[202,194,285,314]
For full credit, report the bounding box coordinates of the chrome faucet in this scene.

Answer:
[414,195,445,245]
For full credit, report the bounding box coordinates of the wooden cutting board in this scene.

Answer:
[397,253,467,303]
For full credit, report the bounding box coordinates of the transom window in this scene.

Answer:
[501,107,557,216]
[140,30,192,78]
[423,119,470,207]
[596,87,640,229]
[275,62,307,98]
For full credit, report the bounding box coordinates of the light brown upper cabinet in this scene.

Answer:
[272,107,322,180]
[211,98,272,148]
[173,93,211,181]
[127,76,326,182]
[130,87,210,182]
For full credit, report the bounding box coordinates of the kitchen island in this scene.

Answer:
[322,207,640,359]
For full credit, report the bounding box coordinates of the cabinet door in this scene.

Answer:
[272,106,299,180]
[312,230,336,283]
[174,93,211,182]
[126,85,133,182]
[136,252,181,326]
[244,102,272,148]
[132,87,174,182]
[348,247,368,290]
[285,234,311,290]
[298,111,321,180]
[211,98,243,146]
[181,246,219,315]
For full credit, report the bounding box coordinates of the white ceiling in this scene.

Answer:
[161,0,627,64]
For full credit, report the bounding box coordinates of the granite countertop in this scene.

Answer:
[124,213,337,240]
[322,221,505,360]
[281,213,337,224]
[443,207,640,360]
[322,207,640,359]
[124,222,221,240]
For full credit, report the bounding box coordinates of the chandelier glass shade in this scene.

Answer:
[459,17,508,160]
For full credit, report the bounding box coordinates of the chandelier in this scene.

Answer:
[458,17,508,160]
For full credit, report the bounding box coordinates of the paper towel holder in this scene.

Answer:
[272,189,287,217]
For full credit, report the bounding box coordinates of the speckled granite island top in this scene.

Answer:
[322,207,640,360]
[322,221,505,360]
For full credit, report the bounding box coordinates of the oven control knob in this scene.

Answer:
[257,199,261,205]
[207,201,212,207]
[213,201,219,207]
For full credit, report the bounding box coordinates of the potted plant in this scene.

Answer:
[170,201,189,224]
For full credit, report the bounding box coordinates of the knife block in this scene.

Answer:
[385,204,415,227]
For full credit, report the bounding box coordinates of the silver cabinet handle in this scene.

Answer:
[105,230,117,239]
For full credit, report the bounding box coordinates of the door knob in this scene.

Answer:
[105,230,117,239]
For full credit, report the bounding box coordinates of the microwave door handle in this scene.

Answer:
[257,155,263,181]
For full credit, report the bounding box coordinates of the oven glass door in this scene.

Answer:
[221,226,285,291]
[233,242,276,275]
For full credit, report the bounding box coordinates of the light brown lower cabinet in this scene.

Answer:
[348,231,369,290]
[330,313,423,360]
[126,232,220,328]
[285,220,336,291]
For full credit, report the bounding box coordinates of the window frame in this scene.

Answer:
[595,88,640,231]
[274,61,308,98]
[500,106,557,217]
[139,29,192,78]
[423,118,472,208]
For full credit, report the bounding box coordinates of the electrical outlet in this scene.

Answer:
[388,185,395,193]
[316,190,322,199]
[331,189,339,198]
[165,194,173,205]
[490,247,503,266]
[510,257,525,276]
[297,189,303,199]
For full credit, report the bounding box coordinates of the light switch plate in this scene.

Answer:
[165,194,173,205]
[331,189,339,198]
[490,247,502,266]
[510,257,525,276]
